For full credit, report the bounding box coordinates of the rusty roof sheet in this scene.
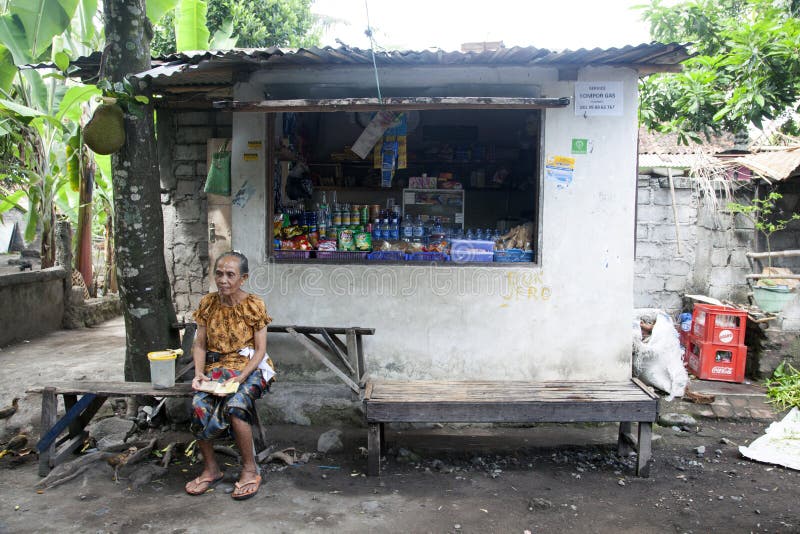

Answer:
[732,147,800,182]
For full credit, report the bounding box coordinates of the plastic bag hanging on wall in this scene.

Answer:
[204,140,231,196]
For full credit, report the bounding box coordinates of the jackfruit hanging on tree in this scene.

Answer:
[83,101,126,155]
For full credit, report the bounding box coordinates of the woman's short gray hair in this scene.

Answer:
[215,250,249,275]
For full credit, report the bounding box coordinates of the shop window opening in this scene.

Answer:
[270,108,541,265]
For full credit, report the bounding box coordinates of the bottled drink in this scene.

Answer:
[413,216,425,242]
[401,215,414,241]
[466,228,474,240]
[381,218,390,240]
[475,228,485,240]
[389,216,400,240]
[372,218,382,240]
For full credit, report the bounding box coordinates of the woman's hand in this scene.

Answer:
[192,373,211,391]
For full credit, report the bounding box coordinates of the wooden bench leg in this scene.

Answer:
[617,421,634,456]
[636,422,653,478]
[39,388,57,477]
[367,423,381,476]
[379,423,386,456]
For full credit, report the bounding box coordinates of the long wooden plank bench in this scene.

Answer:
[29,324,374,476]
[363,378,659,477]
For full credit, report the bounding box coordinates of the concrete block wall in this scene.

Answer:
[158,109,232,317]
[635,175,699,311]
[634,175,752,313]
[692,206,752,303]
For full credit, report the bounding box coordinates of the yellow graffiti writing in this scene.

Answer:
[500,271,552,301]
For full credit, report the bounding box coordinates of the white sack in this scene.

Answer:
[632,308,689,400]
[739,407,800,471]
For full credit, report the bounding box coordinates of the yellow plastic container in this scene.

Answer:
[147,348,183,389]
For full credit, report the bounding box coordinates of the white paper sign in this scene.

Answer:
[574,81,623,116]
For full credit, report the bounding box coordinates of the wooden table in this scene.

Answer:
[363,378,659,477]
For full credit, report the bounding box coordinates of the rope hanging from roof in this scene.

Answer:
[363,0,383,104]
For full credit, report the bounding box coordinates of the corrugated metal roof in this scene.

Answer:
[153,42,687,67]
[732,147,800,181]
[130,43,688,84]
[24,43,687,92]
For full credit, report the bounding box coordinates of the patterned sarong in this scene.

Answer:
[191,367,267,440]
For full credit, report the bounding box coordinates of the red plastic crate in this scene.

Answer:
[691,304,747,346]
[685,338,746,383]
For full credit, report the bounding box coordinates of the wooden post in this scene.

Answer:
[367,423,381,476]
[346,329,358,379]
[379,423,386,456]
[39,388,58,476]
[356,334,365,384]
[637,422,652,477]
[617,421,634,456]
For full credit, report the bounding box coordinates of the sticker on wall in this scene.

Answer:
[247,141,262,150]
[571,138,592,155]
[574,81,623,116]
[545,155,575,188]
[232,180,256,208]
[243,153,259,161]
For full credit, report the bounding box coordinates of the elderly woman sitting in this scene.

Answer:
[184,251,274,500]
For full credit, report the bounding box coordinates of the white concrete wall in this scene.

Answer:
[230,66,640,382]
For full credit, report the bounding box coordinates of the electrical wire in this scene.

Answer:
[363,0,383,104]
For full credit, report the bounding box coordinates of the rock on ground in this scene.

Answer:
[658,413,697,427]
[317,429,343,454]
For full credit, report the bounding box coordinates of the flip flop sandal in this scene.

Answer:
[232,474,262,500]
[185,473,224,495]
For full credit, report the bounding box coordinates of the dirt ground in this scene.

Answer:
[0,319,798,533]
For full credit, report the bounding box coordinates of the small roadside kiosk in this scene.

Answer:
[143,43,689,475]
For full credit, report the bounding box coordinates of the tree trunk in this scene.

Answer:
[40,206,57,268]
[100,0,179,382]
[76,156,94,295]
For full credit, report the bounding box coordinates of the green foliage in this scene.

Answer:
[765,361,800,409]
[175,0,210,51]
[0,0,109,261]
[150,0,319,56]
[727,192,800,264]
[638,0,800,143]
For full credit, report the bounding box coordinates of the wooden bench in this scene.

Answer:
[30,324,375,476]
[363,378,659,477]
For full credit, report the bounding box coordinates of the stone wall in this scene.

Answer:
[158,109,232,318]
[0,267,67,346]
